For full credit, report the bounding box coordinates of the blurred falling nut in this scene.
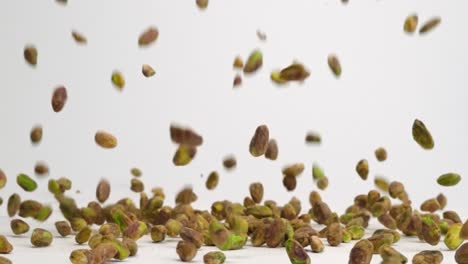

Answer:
[412,119,434,150]
[30,125,43,144]
[24,45,37,66]
[196,0,208,9]
[265,139,278,160]
[356,159,369,180]
[404,14,418,33]
[142,64,156,77]
[95,131,117,148]
[249,125,269,157]
[327,54,342,77]
[51,86,67,112]
[111,71,125,90]
[138,27,159,46]
[243,49,263,73]
[96,179,110,203]
[71,31,87,44]
[419,17,441,35]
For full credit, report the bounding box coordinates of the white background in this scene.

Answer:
[0,0,467,263]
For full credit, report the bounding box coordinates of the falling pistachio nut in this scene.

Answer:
[437,173,461,187]
[138,27,159,46]
[142,64,156,77]
[419,17,441,35]
[404,14,419,33]
[249,125,269,157]
[412,119,434,149]
[243,50,263,73]
[95,131,118,148]
[24,45,38,66]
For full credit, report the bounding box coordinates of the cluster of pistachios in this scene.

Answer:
[0,148,467,264]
